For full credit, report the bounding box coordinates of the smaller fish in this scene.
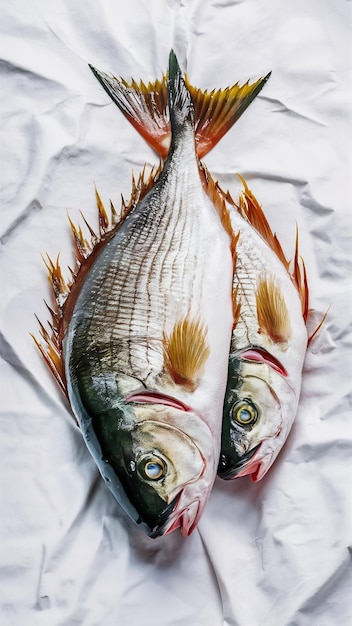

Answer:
[218,178,313,481]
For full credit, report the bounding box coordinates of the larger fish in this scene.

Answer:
[217,178,310,481]
[100,60,313,483]
[35,51,238,537]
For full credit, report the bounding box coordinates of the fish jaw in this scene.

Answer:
[163,493,203,537]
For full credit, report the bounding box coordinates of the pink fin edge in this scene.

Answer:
[239,347,288,377]
[125,390,191,412]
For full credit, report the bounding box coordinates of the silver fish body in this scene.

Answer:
[63,52,234,536]
[218,185,308,481]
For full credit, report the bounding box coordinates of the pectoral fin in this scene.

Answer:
[163,316,210,391]
[256,277,292,344]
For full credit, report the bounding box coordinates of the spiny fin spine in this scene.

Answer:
[163,316,210,391]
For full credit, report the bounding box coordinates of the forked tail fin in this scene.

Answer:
[89,53,270,159]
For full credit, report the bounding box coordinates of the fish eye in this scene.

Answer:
[137,454,167,482]
[231,400,258,427]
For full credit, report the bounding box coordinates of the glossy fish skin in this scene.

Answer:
[62,51,234,537]
[218,184,309,482]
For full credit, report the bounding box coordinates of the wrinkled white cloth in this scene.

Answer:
[1,1,351,625]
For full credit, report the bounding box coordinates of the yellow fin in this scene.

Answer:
[186,73,271,158]
[90,63,270,160]
[235,176,290,271]
[163,316,210,391]
[256,277,292,344]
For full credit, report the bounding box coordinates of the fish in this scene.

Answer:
[217,178,311,481]
[92,57,305,484]
[34,50,241,537]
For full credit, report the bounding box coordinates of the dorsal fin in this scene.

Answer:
[228,176,309,323]
[89,64,171,158]
[234,175,290,271]
[256,276,292,344]
[33,165,161,393]
[163,316,210,392]
[89,59,270,159]
[199,163,236,248]
[199,163,241,326]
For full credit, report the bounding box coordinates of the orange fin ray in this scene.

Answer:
[163,317,210,391]
[307,306,330,345]
[186,72,271,158]
[231,176,310,324]
[233,176,290,271]
[290,227,309,322]
[256,276,292,344]
[31,317,67,395]
[89,65,171,158]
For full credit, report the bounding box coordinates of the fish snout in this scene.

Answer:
[218,443,261,480]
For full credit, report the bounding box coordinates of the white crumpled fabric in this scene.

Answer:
[1,1,351,624]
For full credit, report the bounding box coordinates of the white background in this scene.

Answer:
[1,1,351,624]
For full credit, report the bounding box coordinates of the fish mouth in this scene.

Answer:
[148,495,181,538]
[218,443,261,480]
[153,498,201,538]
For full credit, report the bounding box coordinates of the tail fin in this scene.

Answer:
[187,72,271,159]
[89,54,271,159]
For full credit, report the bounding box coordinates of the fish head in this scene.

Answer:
[77,379,215,537]
[218,348,300,482]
